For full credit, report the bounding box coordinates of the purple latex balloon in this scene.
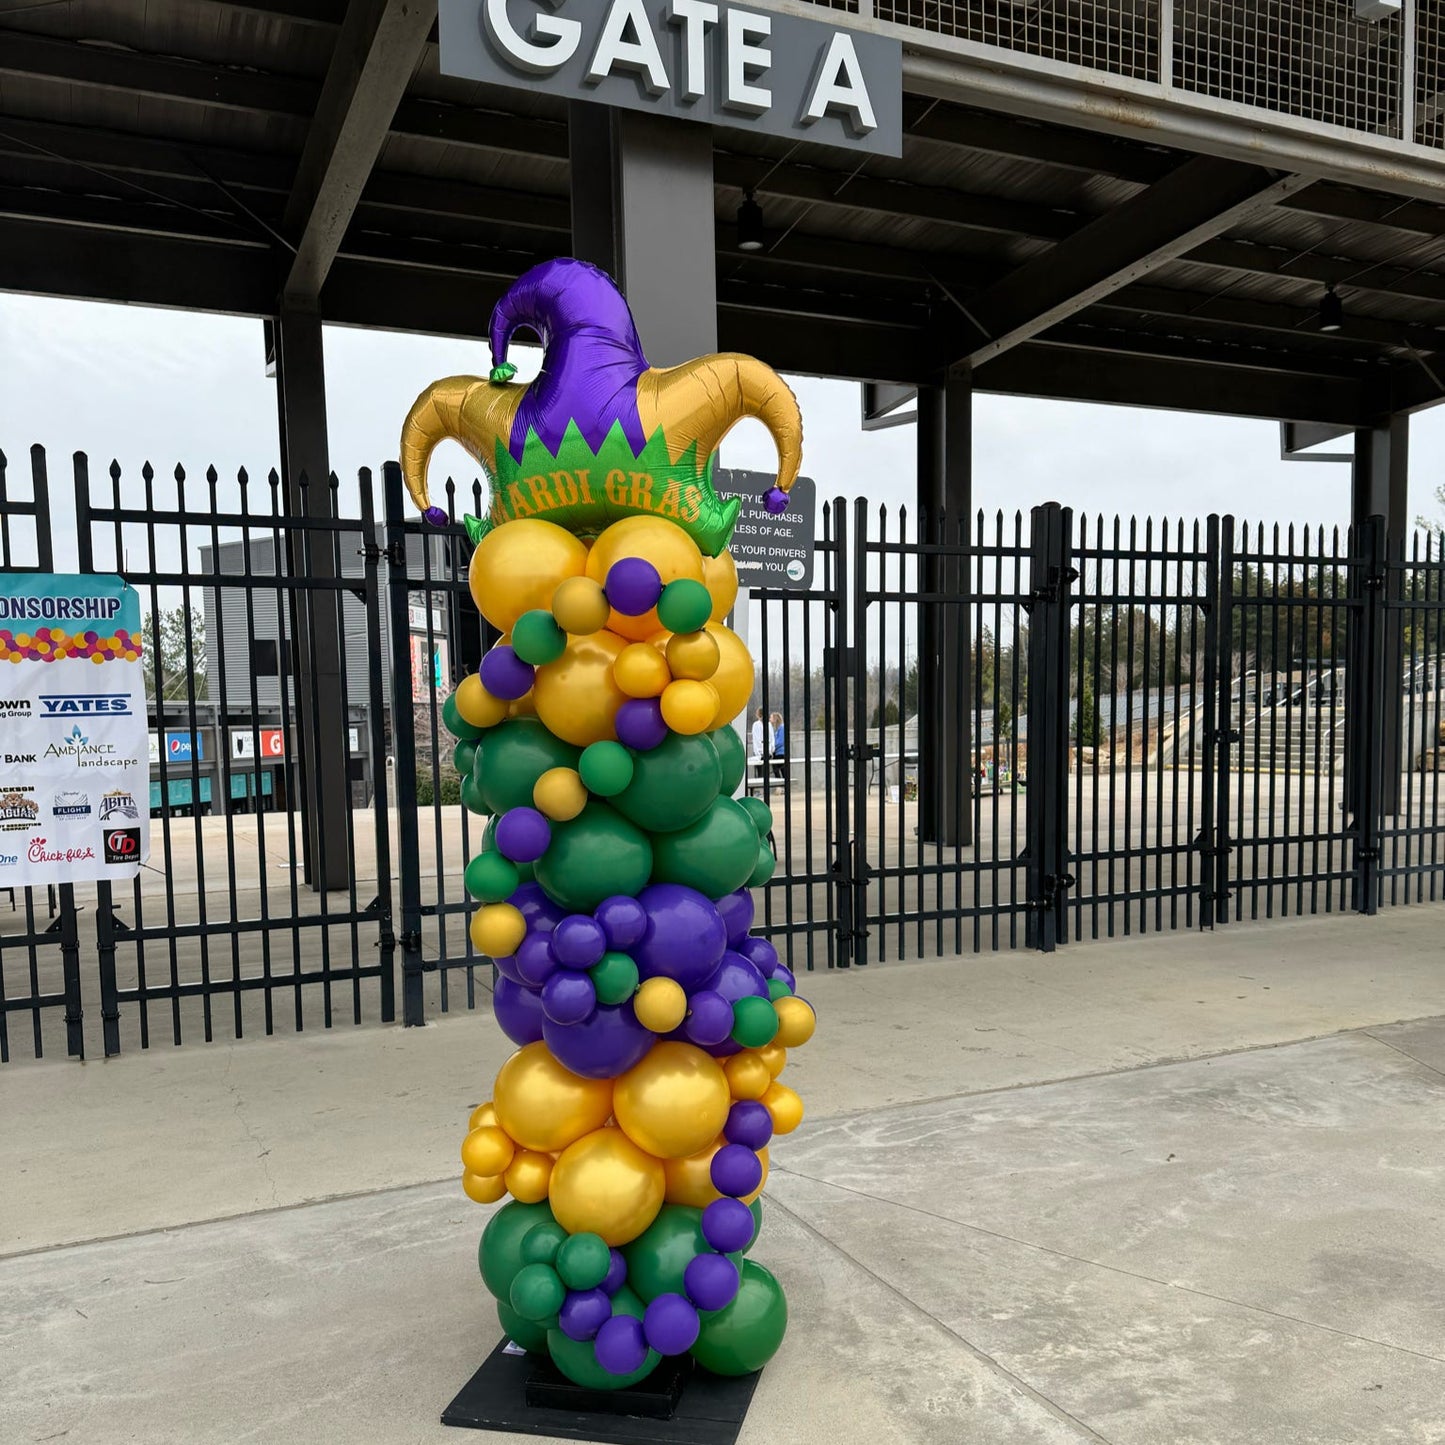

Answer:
[616,697,667,751]
[736,935,779,979]
[515,932,557,988]
[595,895,648,952]
[711,1144,763,1199]
[683,989,733,1048]
[774,964,797,995]
[724,1100,773,1151]
[633,884,727,990]
[541,970,597,1026]
[493,974,547,1045]
[511,882,565,935]
[478,644,534,701]
[643,1293,700,1356]
[703,951,769,1005]
[605,558,663,616]
[602,1249,628,1296]
[684,1252,740,1313]
[715,888,755,949]
[559,1288,612,1342]
[594,1313,648,1376]
[493,951,527,986]
[543,1002,652,1079]
[702,1197,754,1254]
[495,807,551,863]
[551,914,607,970]
[763,486,789,515]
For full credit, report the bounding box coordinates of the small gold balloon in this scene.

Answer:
[455,674,508,730]
[757,1043,787,1079]
[665,629,720,681]
[634,976,688,1033]
[762,1082,804,1135]
[663,1139,770,1209]
[723,1052,772,1101]
[468,1101,499,1130]
[533,630,628,747]
[470,518,589,633]
[705,622,754,728]
[461,1124,516,1177]
[660,679,719,736]
[613,642,672,699]
[507,690,537,719]
[701,548,739,623]
[586,517,705,642]
[549,1127,665,1246]
[470,902,526,959]
[534,766,588,821]
[493,1041,615,1153]
[614,1042,731,1159]
[774,996,816,1048]
[462,1170,508,1204]
[504,1149,555,1204]
[552,575,611,635]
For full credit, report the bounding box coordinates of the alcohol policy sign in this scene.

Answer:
[0,574,150,885]
[716,470,816,590]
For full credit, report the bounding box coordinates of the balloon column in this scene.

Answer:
[402,258,816,1389]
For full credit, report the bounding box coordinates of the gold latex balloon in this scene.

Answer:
[757,1043,787,1080]
[586,517,705,642]
[468,1101,499,1130]
[723,1052,772,1101]
[634,977,688,1033]
[534,766,587,821]
[701,549,739,623]
[504,1150,555,1204]
[614,642,672,699]
[549,1128,665,1246]
[613,1042,731,1160]
[762,1082,804,1135]
[507,690,538,719]
[493,1041,615,1153]
[774,996,816,1048]
[462,1170,508,1205]
[461,1124,516,1177]
[455,674,508,730]
[660,680,718,736]
[552,575,610,635]
[665,630,720,681]
[469,518,589,633]
[705,622,754,729]
[532,630,628,747]
[471,903,526,959]
[663,1139,769,1209]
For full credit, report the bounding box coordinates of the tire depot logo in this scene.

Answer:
[103,826,141,865]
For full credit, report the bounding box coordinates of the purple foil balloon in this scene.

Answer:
[478,644,534,701]
[724,1100,773,1151]
[550,914,607,970]
[595,895,647,952]
[643,1294,700,1356]
[542,970,597,1026]
[495,807,551,863]
[632,883,727,990]
[543,1002,652,1079]
[715,888,755,949]
[515,932,557,988]
[763,487,789,515]
[511,882,565,934]
[616,697,667,751]
[594,1314,648,1376]
[602,1249,628,1296]
[493,974,547,1045]
[684,1252,740,1313]
[423,504,450,528]
[736,935,779,979]
[711,1143,763,1199]
[702,1198,754,1254]
[559,1288,612,1342]
[605,558,663,616]
[683,989,733,1047]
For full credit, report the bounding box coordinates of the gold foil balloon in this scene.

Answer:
[586,517,705,642]
[550,1128,665,1246]
[470,518,589,633]
[663,1139,769,1209]
[493,1042,614,1154]
[704,622,754,728]
[532,630,628,747]
[702,549,739,623]
[613,1042,731,1160]
[504,1150,555,1204]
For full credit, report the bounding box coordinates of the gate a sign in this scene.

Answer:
[0,574,150,886]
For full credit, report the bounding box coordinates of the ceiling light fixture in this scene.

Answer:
[1319,283,1344,333]
[737,190,764,251]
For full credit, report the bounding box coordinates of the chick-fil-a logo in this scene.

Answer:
[27,837,95,865]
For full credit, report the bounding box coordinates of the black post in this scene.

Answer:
[1212,516,1237,927]
[828,498,854,968]
[384,462,427,1024]
[57,882,83,1059]
[1198,515,1222,928]
[1347,514,1387,914]
[851,497,871,967]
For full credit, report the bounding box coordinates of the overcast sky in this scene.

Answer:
[2,292,1443,575]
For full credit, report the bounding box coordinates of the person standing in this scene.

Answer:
[751,707,767,760]
[770,711,785,758]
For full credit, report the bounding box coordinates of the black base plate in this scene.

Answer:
[442,1338,762,1445]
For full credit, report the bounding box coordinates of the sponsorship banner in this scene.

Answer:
[230,727,286,761]
[0,573,150,885]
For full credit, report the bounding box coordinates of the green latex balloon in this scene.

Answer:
[745,1198,763,1254]
[657,578,714,634]
[511,609,567,666]
[688,1260,788,1376]
[709,725,746,795]
[521,1221,569,1267]
[738,795,773,837]
[464,851,520,903]
[482,815,535,883]
[556,1232,612,1292]
[442,692,483,741]
[460,772,489,816]
[534,802,653,913]
[480,1200,557,1302]
[590,951,640,1006]
[621,1204,745,1304]
[510,1261,565,1322]
[578,740,634,797]
[496,1299,550,1354]
[454,739,479,776]
[766,977,793,1002]
[612,733,722,833]
[473,719,581,816]
[748,842,776,888]
[546,1285,661,1391]
[650,797,759,898]
[731,995,780,1049]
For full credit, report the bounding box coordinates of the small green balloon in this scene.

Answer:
[464,850,520,903]
[482,816,535,882]
[547,1285,660,1391]
[657,578,713,634]
[688,1260,788,1376]
[731,995,780,1049]
[578,740,635,797]
[709,726,746,795]
[480,1200,557,1302]
[520,1221,569,1267]
[510,1261,565,1322]
[766,976,793,1002]
[533,801,653,913]
[442,692,483,741]
[738,795,773,837]
[745,1197,763,1254]
[556,1232,612,1292]
[474,719,581,816]
[496,1299,550,1354]
[454,738,479,776]
[590,950,640,1006]
[650,797,759,898]
[460,772,489,816]
[748,842,776,888]
[511,609,568,666]
[612,732,722,833]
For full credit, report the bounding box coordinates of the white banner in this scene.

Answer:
[0,574,151,886]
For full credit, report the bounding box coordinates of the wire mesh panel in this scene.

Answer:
[1415,1,1445,145]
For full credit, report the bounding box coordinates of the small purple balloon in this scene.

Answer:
[544,1001,653,1079]
[684,1252,740,1312]
[616,697,668,751]
[423,504,450,528]
[604,558,663,617]
[703,951,770,1005]
[559,1287,612,1342]
[495,806,551,863]
[774,964,797,995]
[541,970,597,1026]
[511,882,565,934]
[702,1197,755,1254]
[736,935,779,978]
[715,888,755,949]
[515,932,556,988]
[711,1143,763,1199]
[595,895,648,952]
[478,644,534,701]
[633,883,727,990]
[643,1293,700,1356]
[763,486,789,515]
[683,989,734,1047]
[550,914,607,970]
[602,1249,628,1296]
[493,950,527,986]
[493,974,547,1045]
[724,1100,773,1151]
[594,1314,648,1376]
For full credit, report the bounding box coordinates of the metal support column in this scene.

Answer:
[1346,515,1388,914]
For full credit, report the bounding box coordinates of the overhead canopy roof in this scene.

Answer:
[3,0,1445,426]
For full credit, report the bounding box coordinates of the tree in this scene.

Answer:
[1074,677,1100,745]
[1416,480,1445,534]
[871,697,901,727]
[994,698,1013,741]
[142,607,208,701]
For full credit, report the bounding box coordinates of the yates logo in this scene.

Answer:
[40,695,133,717]
[103,828,140,864]
[99,790,139,822]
